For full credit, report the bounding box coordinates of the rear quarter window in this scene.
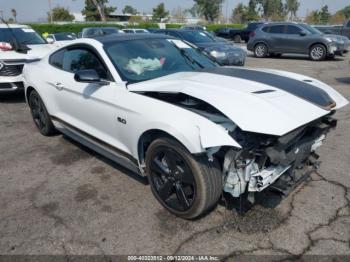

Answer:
[49,49,65,69]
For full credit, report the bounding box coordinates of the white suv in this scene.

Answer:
[0,24,57,92]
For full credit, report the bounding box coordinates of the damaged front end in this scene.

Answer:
[221,115,337,202]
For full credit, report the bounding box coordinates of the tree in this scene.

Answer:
[11,8,17,23]
[172,7,187,23]
[231,3,248,23]
[257,0,287,21]
[319,5,331,24]
[231,0,259,23]
[330,12,347,24]
[49,7,75,22]
[152,3,169,22]
[286,0,299,21]
[187,4,201,18]
[194,0,224,22]
[81,0,116,21]
[337,5,350,19]
[305,10,320,24]
[122,5,138,15]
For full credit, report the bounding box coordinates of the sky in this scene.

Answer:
[0,0,349,22]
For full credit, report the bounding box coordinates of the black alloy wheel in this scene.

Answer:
[28,90,56,136]
[146,138,222,219]
[149,146,196,212]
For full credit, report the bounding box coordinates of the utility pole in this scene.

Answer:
[225,0,229,25]
[48,0,53,23]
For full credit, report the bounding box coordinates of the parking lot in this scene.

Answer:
[0,51,349,258]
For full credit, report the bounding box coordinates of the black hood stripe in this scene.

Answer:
[200,67,335,110]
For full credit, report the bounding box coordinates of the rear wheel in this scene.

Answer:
[28,90,56,136]
[233,35,242,43]
[146,138,222,219]
[309,44,327,61]
[254,43,268,58]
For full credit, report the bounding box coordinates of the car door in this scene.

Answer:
[46,45,129,153]
[265,25,287,52]
[285,25,307,53]
[343,20,350,38]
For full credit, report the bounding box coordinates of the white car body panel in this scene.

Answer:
[128,70,348,136]
[23,37,348,174]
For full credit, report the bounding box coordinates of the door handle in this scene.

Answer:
[54,82,64,90]
[48,81,64,91]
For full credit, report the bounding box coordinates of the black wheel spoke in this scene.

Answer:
[177,165,194,185]
[151,158,170,175]
[163,149,178,171]
[175,183,190,209]
[158,180,174,201]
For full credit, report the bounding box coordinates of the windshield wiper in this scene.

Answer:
[170,42,204,69]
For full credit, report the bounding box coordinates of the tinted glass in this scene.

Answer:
[269,25,285,34]
[299,24,322,34]
[0,28,46,45]
[347,20,350,27]
[54,33,76,41]
[262,26,270,32]
[286,25,302,34]
[105,38,216,83]
[179,31,215,43]
[167,31,180,38]
[62,48,108,79]
[101,28,119,34]
[49,49,65,69]
[247,23,262,30]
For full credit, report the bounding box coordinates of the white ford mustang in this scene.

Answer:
[23,34,348,219]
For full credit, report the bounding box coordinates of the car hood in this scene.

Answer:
[0,43,59,61]
[128,67,348,136]
[196,42,244,52]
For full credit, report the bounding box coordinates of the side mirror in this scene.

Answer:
[299,31,307,36]
[46,37,55,44]
[74,69,109,85]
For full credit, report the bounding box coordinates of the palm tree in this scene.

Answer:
[286,0,300,21]
[11,8,17,23]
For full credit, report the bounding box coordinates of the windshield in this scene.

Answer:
[0,28,46,45]
[105,38,217,83]
[180,31,215,43]
[54,33,76,41]
[299,24,323,35]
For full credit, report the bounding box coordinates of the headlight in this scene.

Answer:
[325,36,337,42]
[210,50,226,59]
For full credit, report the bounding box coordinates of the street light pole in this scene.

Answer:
[48,0,53,23]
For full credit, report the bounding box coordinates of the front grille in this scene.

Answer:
[0,64,24,76]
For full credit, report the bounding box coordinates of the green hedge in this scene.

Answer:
[166,24,182,29]
[206,24,245,32]
[29,23,161,34]
[28,23,244,34]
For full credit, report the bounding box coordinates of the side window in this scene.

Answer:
[286,25,302,34]
[49,49,65,69]
[62,48,108,79]
[262,26,270,33]
[347,20,350,27]
[269,25,285,34]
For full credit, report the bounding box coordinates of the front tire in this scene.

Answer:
[254,43,268,58]
[309,44,327,61]
[145,138,222,219]
[28,90,56,136]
